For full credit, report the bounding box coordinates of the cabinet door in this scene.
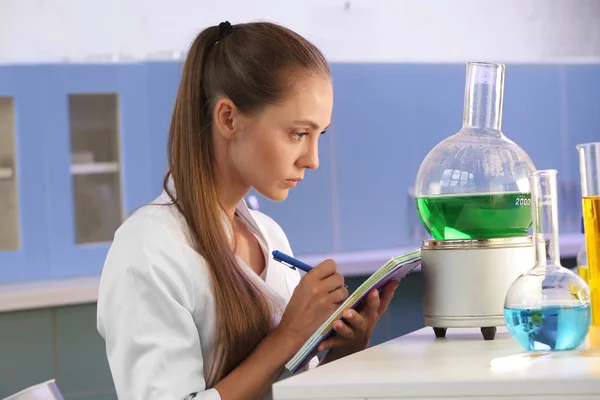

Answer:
[564,65,600,232]
[118,64,154,211]
[245,131,336,257]
[43,64,151,279]
[146,61,183,195]
[0,66,50,282]
[331,63,464,252]
[501,66,572,229]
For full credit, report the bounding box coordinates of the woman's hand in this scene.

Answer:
[277,259,349,351]
[318,279,399,362]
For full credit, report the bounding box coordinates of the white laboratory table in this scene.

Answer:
[273,326,600,400]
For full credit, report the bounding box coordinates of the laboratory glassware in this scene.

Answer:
[414,62,536,241]
[504,169,591,351]
[577,142,600,325]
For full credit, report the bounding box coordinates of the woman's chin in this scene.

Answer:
[254,186,290,203]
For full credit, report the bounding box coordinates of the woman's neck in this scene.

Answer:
[218,182,247,220]
[212,136,251,220]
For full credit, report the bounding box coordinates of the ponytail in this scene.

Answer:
[164,25,273,386]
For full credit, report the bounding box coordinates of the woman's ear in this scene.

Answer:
[213,97,244,140]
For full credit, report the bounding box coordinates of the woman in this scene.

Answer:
[96,21,399,400]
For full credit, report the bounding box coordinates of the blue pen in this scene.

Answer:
[272,250,348,289]
[272,250,313,272]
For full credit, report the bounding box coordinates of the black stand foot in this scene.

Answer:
[433,327,447,338]
[481,327,497,340]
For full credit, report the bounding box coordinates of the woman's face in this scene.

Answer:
[223,74,334,202]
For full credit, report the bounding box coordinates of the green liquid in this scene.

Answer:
[415,192,533,240]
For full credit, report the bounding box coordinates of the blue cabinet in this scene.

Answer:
[564,65,600,160]
[42,64,154,278]
[500,65,580,231]
[502,65,562,172]
[1,61,598,284]
[145,61,183,195]
[0,66,51,282]
[0,63,159,282]
[562,65,600,232]
[330,63,465,252]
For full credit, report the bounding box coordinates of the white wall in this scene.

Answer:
[1,0,600,64]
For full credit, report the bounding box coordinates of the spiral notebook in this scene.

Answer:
[285,248,422,373]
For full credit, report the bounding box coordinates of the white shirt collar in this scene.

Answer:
[164,175,290,318]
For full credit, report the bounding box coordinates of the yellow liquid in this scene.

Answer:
[583,196,600,325]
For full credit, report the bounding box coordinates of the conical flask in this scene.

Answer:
[504,169,591,352]
[414,62,536,240]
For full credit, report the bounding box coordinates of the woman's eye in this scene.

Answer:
[292,132,309,141]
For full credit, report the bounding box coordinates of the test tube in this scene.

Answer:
[576,142,600,325]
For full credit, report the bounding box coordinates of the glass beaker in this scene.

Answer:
[414,62,536,240]
[504,169,591,352]
[576,142,600,325]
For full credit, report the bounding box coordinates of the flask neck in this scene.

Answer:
[531,170,561,267]
[462,62,505,131]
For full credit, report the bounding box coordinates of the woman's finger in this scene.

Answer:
[377,280,399,314]
[363,288,380,319]
[342,309,367,332]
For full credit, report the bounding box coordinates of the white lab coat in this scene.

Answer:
[96,190,319,400]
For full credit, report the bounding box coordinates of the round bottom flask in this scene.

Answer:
[504,170,591,352]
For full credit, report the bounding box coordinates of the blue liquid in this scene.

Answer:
[504,305,591,351]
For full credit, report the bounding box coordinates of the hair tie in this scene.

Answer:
[218,21,234,40]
